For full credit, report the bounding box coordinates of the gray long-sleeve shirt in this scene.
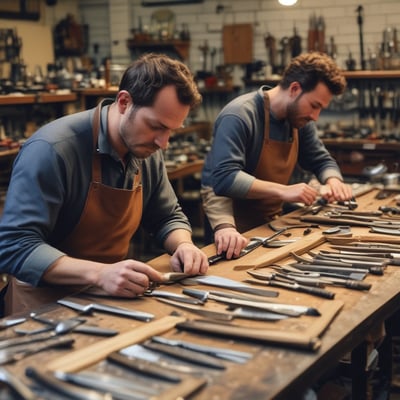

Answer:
[0,103,191,285]
[202,86,343,198]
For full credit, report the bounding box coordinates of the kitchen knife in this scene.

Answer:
[29,313,118,337]
[142,340,226,369]
[145,289,204,304]
[0,317,26,330]
[290,263,368,280]
[150,336,252,363]
[181,275,279,297]
[182,288,318,316]
[25,367,110,400]
[108,351,182,382]
[54,370,155,399]
[157,297,290,320]
[57,297,154,321]
[120,344,198,374]
[0,335,75,364]
[244,278,335,299]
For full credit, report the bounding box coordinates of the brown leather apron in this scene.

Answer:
[233,92,299,232]
[4,101,143,315]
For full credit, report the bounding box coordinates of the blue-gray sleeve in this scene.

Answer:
[202,114,257,198]
[140,151,192,246]
[0,140,67,285]
[297,123,343,182]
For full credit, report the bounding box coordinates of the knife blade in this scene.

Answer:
[244,278,335,299]
[290,263,368,279]
[108,351,182,382]
[150,336,252,363]
[0,317,26,330]
[157,297,290,320]
[57,297,154,321]
[25,367,110,400]
[181,275,279,297]
[0,335,74,364]
[145,290,204,304]
[120,344,198,374]
[142,340,226,369]
[182,288,318,316]
[54,370,155,399]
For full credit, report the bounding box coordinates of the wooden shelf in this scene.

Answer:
[127,39,190,61]
[343,70,400,79]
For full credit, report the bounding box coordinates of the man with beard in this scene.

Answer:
[0,53,209,315]
[201,52,353,260]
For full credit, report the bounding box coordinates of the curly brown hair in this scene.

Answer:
[119,53,202,109]
[279,52,346,95]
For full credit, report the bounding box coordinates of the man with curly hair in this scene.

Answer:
[201,52,353,259]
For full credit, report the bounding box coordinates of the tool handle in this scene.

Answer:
[208,253,226,265]
[343,280,372,291]
[296,284,335,299]
[368,266,385,275]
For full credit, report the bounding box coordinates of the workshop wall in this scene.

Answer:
[79,0,400,76]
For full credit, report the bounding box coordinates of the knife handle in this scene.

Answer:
[368,266,385,275]
[208,252,226,265]
[295,284,335,299]
[343,280,372,291]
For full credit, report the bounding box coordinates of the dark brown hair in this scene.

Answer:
[279,52,346,95]
[119,53,202,109]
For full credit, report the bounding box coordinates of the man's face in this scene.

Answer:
[287,82,333,129]
[119,85,190,159]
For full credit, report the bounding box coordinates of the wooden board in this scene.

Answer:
[223,24,253,64]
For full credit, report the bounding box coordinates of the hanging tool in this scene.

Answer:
[356,5,367,70]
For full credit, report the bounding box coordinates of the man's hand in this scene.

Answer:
[322,178,353,202]
[170,242,209,275]
[280,183,319,205]
[95,260,164,297]
[44,256,165,298]
[214,227,249,260]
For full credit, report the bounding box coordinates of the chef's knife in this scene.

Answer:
[150,336,252,363]
[0,335,74,364]
[145,289,204,304]
[182,288,318,316]
[157,297,289,320]
[181,275,279,297]
[120,344,198,374]
[54,370,155,399]
[0,317,26,330]
[142,340,226,369]
[108,351,182,382]
[25,367,110,400]
[57,298,154,321]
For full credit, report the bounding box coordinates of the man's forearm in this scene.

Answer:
[163,229,194,255]
[200,187,236,230]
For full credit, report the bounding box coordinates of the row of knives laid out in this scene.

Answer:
[0,331,253,400]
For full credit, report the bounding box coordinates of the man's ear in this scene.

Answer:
[289,81,302,98]
[117,90,132,112]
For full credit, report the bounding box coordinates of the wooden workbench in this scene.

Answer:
[1,187,400,399]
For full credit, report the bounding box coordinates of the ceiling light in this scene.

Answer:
[278,0,298,6]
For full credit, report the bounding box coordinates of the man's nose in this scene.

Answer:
[310,109,321,121]
[155,132,170,150]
